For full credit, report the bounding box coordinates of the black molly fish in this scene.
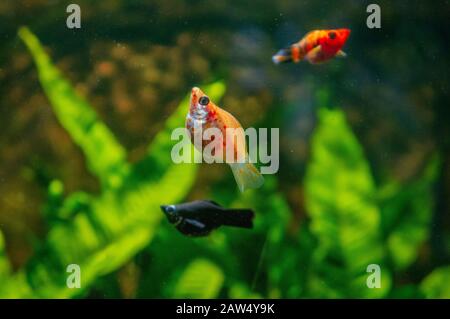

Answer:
[160,200,254,237]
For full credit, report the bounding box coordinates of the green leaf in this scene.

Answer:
[228,283,262,299]
[8,27,224,298]
[0,230,11,279]
[173,259,224,298]
[23,88,200,297]
[0,231,33,298]
[379,156,440,270]
[304,107,389,298]
[0,272,33,298]
[420,266,450,298]
[18,26,129,190]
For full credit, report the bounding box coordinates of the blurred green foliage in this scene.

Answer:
[0,27,223,298]
[0,231,10,279]
[173,259,224,298]
[305,107,388,298]
[379,158,438,271]
[0,27,448,299]
[420,266,450,298]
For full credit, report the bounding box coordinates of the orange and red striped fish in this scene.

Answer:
[272,29,351,65]
[186,87,264,192]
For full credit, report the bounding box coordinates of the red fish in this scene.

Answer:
[272,28,351,64]
[186,87,264,192]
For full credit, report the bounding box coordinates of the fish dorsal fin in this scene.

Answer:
[336,50,347,58]
[205,200,221,207]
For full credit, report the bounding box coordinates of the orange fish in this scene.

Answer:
[186,87,264,192]
[272,28,351,64]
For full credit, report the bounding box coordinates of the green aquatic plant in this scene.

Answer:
[305,107,388,297]
[0,27,447,299]
[173,259,224,298]
[378,159,438,271]
[138,105,446,299]
[420,265,450,298]
[304,106,442,298]
[0,231,10,281]
[0,27,225,298]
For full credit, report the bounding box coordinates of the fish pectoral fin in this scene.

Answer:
[304,45,322,63]
[336,50,347,58]
[185,218,206,229]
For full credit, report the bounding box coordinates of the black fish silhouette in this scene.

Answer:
[160,200,254,237]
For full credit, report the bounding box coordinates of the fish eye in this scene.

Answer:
[329,32,337,40]
[166,205,176,213]
[199,96,210,106]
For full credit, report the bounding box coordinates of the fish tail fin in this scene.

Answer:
[272,47,293,64]
[221,209,254,229]
[229,162,264,192]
